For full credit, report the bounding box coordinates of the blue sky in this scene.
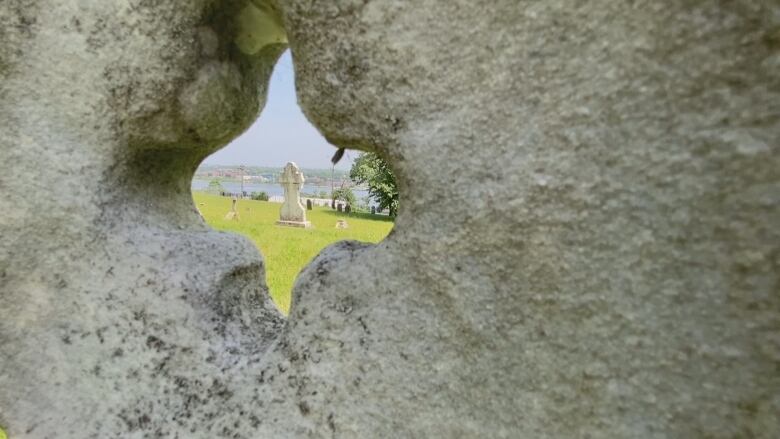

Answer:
[202,50,355,170]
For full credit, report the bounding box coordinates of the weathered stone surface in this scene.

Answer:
[1,0,779,438]
[260,1,780,437]
[0,1,287,437]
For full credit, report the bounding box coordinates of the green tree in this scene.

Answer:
[331,186,356,206]
[206,178,225,194]
[349,152,399,217]
[251,191,269,201]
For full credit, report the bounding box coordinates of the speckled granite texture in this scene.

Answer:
[1,1,778,438]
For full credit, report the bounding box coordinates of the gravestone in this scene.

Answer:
[371,206,376,215]
[224,196,240,220]
[337,203,342,213]
[335,220,348,229]
[306,199,312,210]
[345,204,351,214]
[275,162,311,228]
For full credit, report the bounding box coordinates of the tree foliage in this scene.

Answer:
[331,186,356,206]
[207,178,225,194]
[349,152,398,217]
[251,191,269,201]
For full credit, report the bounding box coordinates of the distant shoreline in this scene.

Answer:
[191,178,370,200]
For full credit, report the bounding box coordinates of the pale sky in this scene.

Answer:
[202,50,355,170]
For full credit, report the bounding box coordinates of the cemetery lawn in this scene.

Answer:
[192,192,393,314]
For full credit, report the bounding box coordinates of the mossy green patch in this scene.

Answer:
[193,192,393,313]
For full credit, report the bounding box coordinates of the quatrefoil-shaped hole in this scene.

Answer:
[191,50,396,313]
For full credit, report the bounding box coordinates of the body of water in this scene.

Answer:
[192,179,369,200]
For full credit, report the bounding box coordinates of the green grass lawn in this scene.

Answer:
[193,192,393,313]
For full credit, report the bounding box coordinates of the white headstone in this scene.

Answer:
[276,162,311,228]
[224,196,239,220]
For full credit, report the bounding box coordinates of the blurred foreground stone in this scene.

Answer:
[1,0,778,437]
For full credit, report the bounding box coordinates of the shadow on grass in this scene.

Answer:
[319,209,395,223]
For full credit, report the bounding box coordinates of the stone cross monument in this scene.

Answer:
[276,162,311,228]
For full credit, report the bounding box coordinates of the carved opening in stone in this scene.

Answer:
[190,50,395,313]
